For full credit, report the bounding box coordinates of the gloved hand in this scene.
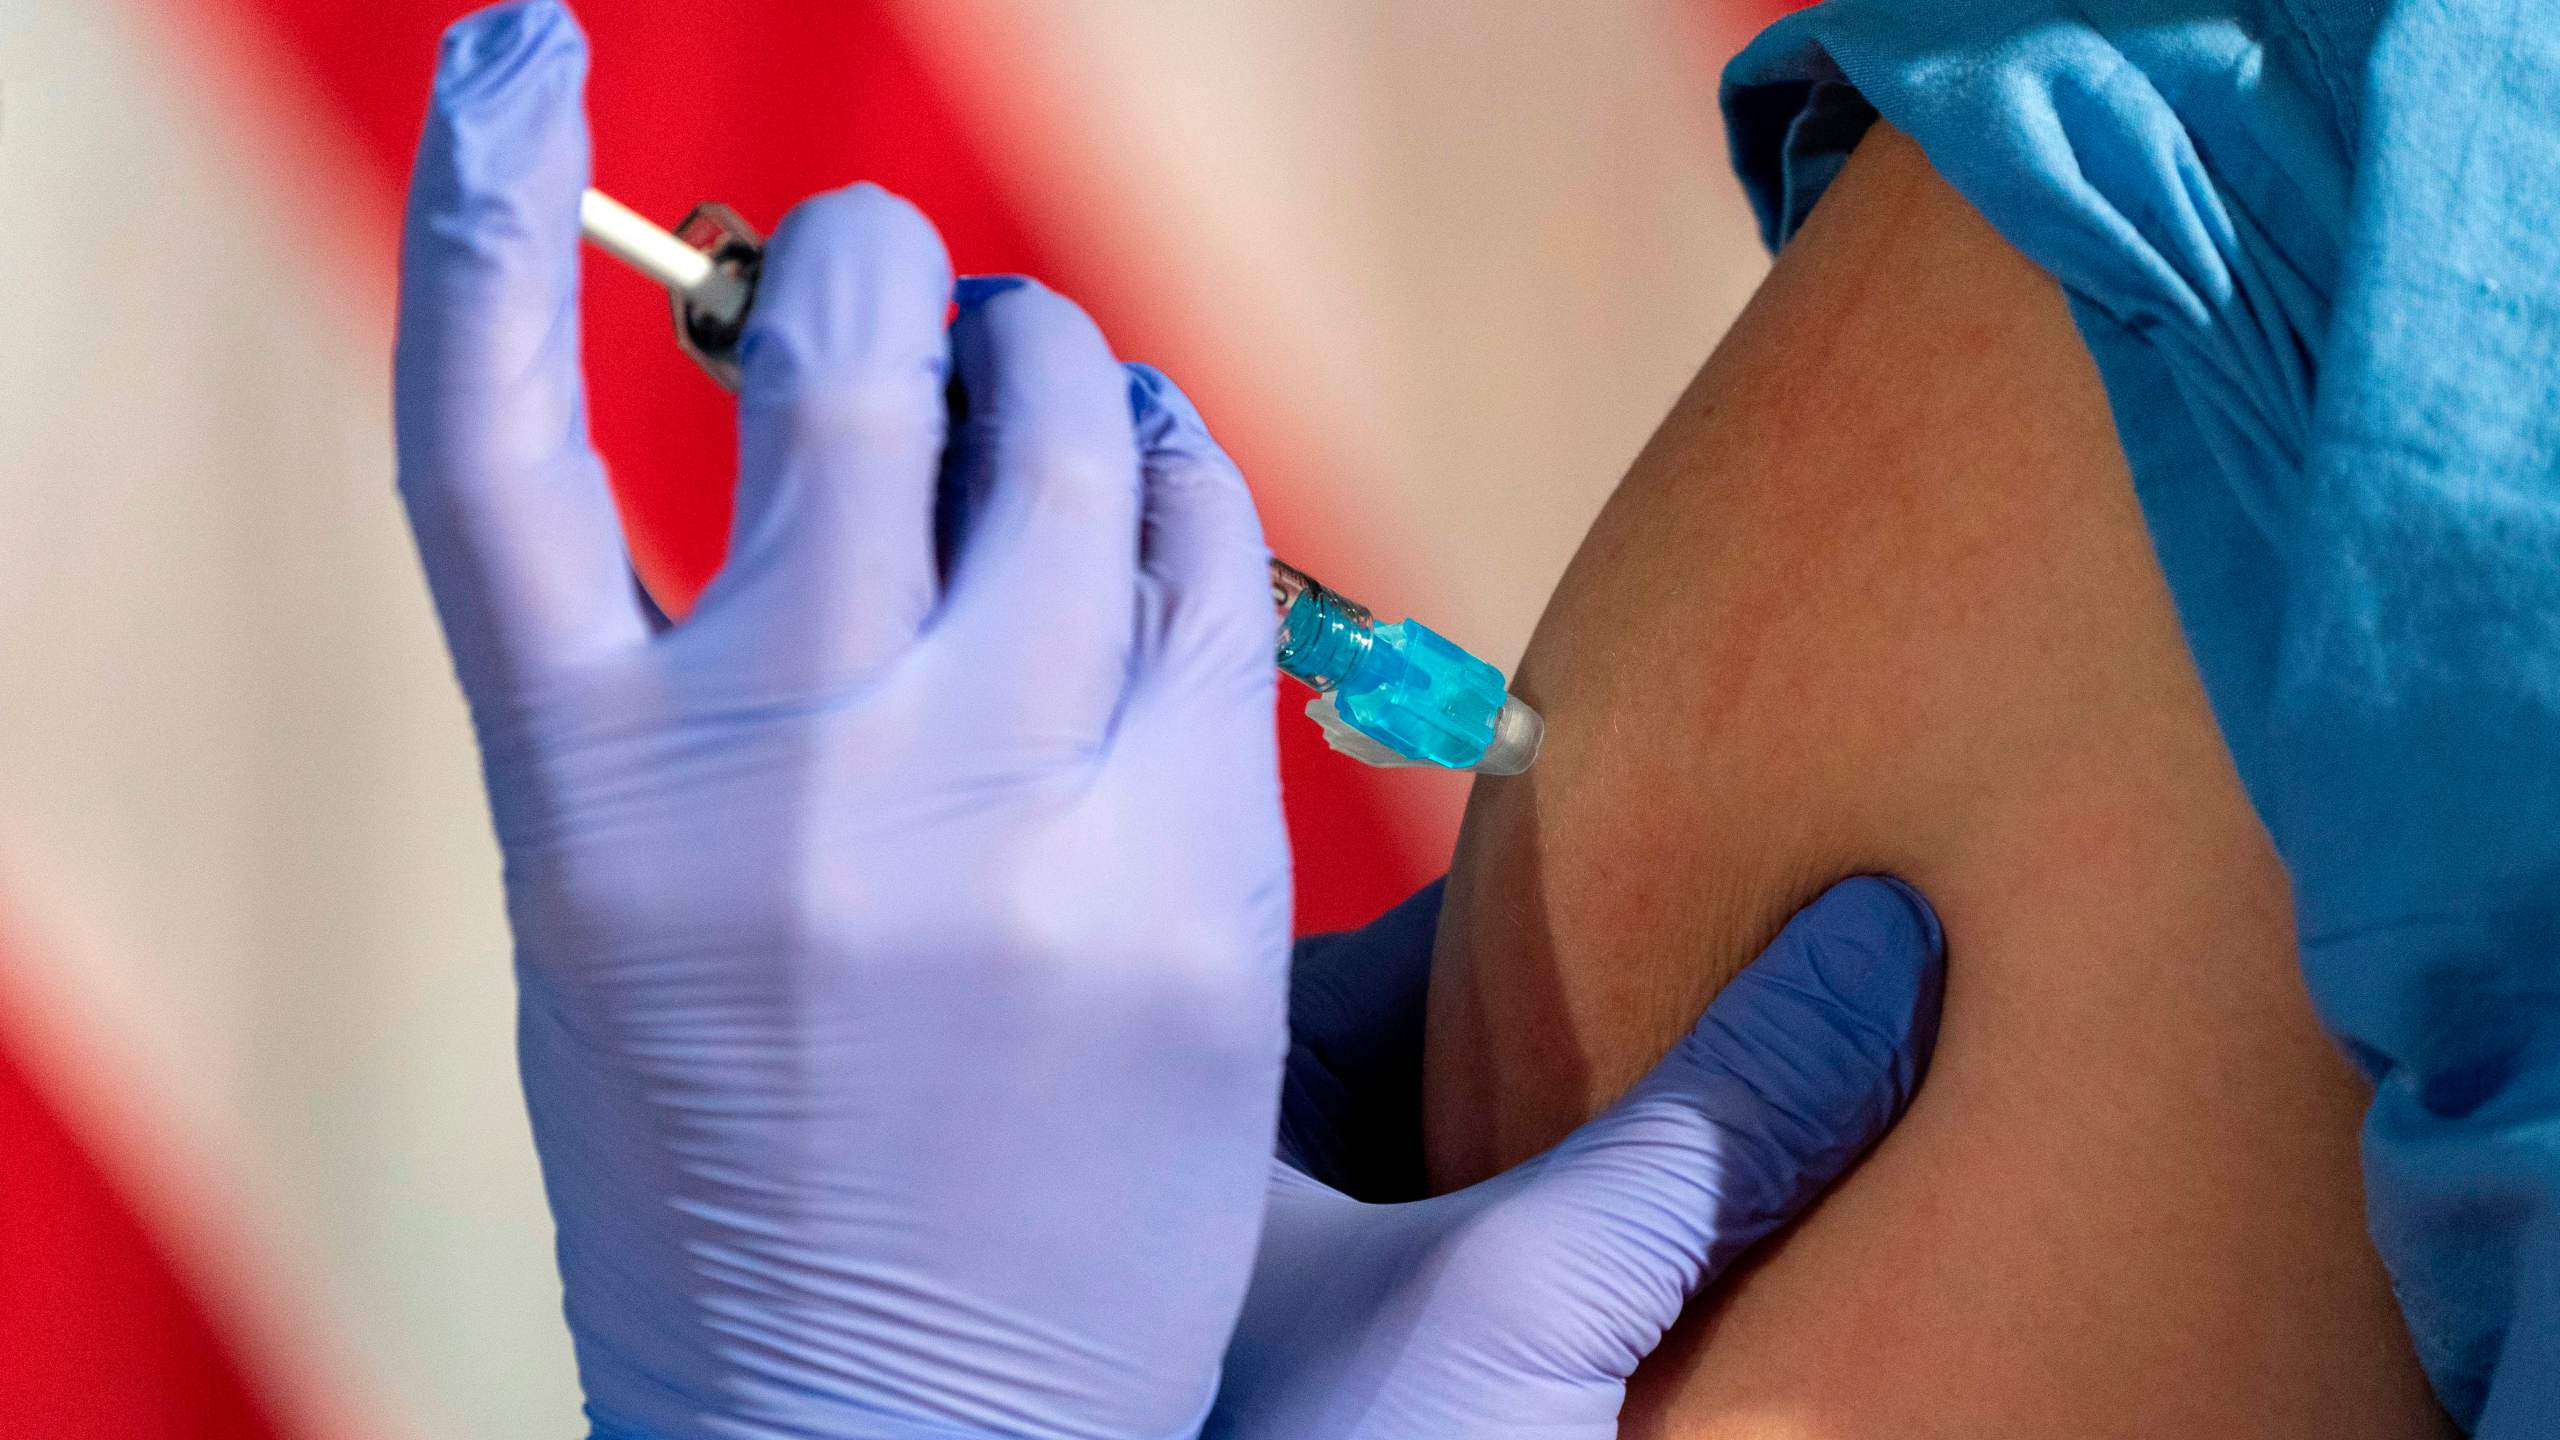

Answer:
[396,5,1290,1437]
[1217,875,1944,1438]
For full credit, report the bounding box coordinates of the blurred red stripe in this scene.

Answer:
[0,1000,287,1440]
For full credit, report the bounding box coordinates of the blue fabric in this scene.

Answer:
[1724,2,2560,1429]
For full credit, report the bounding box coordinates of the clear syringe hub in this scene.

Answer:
[1271,561,1543,776]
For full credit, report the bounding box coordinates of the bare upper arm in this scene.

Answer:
[1423,124,2445,1436]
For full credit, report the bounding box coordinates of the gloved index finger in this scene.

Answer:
[393,0,649,706]
[697,183,953,695]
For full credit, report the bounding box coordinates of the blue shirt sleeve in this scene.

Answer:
[1722,1,2560,1429]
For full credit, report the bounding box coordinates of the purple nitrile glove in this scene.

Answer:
[1221,875,1944,1438]
[395,6,1289,1437]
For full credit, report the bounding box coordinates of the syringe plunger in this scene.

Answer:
[579,190,752,325]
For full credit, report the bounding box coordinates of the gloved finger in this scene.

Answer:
[1120,363,1274,702]
[1278,877,1446,1200]
[392,0,649,708]
[1517,876,1943,1366]
[695,184,952,690]
[938,277,1142,744]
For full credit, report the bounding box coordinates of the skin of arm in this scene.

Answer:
[1423,126,2449,1436]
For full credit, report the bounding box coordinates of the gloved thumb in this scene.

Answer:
[1514,875,1944,1365]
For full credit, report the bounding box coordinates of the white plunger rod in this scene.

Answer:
[578,188,751,325]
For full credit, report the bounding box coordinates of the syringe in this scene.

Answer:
[579,188,1543,776]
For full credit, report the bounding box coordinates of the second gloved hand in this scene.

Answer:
[396,6,1289,1438]
[1218,875,1944,1438]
